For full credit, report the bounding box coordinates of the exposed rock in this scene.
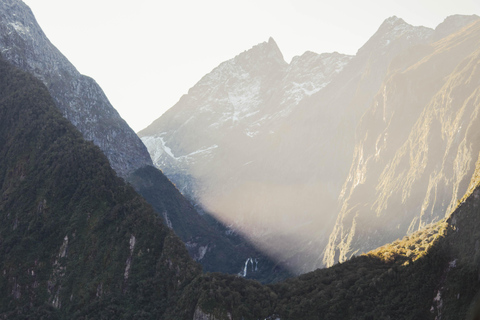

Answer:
[0,0,152,177]
[193,306,230,320]
[324,17,480,266]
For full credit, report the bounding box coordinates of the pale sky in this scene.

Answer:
[21,0,480,132]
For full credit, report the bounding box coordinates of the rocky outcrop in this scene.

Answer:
[193,306,229,320]
[0,0,152,177]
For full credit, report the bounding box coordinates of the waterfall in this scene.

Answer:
[240,258,259,277]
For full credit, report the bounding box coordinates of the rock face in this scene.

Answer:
[140,15,480,273]
[0,0,152,177]
[323,17,480,266]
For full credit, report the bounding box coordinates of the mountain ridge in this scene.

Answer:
[0,0,152,178]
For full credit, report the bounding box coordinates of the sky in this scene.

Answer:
[21,0,480,132]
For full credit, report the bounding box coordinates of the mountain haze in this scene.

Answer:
[139,37,353,272]
[140,14,480,273]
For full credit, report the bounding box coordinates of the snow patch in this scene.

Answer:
[142,134,218,165]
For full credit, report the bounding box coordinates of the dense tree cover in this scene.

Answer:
[0,56,200,318]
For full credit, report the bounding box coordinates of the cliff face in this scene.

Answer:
[0,0,152,177]
[324,18,480,266]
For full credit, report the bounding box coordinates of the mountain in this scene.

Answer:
[0,0,152,178]
[2,18,480,320]
[139,15,479,273]
[138,37,353,272]
[324,16,480,267]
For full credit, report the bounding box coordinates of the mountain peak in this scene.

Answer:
[378,15,413,32]
[357,15,433,56]
[0,0,153,178]
[234,37,287,71]
[383,15,404,24]
[437,14,480,27]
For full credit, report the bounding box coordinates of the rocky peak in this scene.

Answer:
[234,37,287,74]
[282,51,353,107]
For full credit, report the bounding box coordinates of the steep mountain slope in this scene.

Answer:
[139,15,477,273]
[0,0,152,177]
[0,55,200,318]
[324,17,480,267]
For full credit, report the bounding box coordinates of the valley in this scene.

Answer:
[1,1,480,318]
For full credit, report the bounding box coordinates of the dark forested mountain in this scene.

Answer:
[139,14,480,273]
[0,0,152,178]
[0,55,200,318]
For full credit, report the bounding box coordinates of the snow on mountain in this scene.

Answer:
[0,0,152,177]
[139,38,352,171]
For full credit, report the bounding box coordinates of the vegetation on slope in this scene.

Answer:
[0,56,200,318]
